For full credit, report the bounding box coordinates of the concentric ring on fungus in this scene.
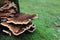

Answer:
[6,13,38,24]
[1,22,34,35]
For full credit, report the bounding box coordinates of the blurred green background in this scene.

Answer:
[0,0,60,40]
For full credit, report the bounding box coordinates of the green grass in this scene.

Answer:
[0,0,60,40]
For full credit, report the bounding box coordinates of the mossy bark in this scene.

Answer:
[0,0,4,7]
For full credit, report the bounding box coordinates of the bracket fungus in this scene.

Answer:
[0,0,38,36]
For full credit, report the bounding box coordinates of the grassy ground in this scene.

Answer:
[0,0,60,40]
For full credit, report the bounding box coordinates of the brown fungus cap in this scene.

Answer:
[7,13,38,24]
[3,30,11,36]
[0,1,18,21]
[1,22,34,35]
[27,25,36,33]
[0,1,17,14]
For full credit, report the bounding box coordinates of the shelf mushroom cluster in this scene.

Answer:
[0,0,38,36]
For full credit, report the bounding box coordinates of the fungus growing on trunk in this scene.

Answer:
[0,0,38,36]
